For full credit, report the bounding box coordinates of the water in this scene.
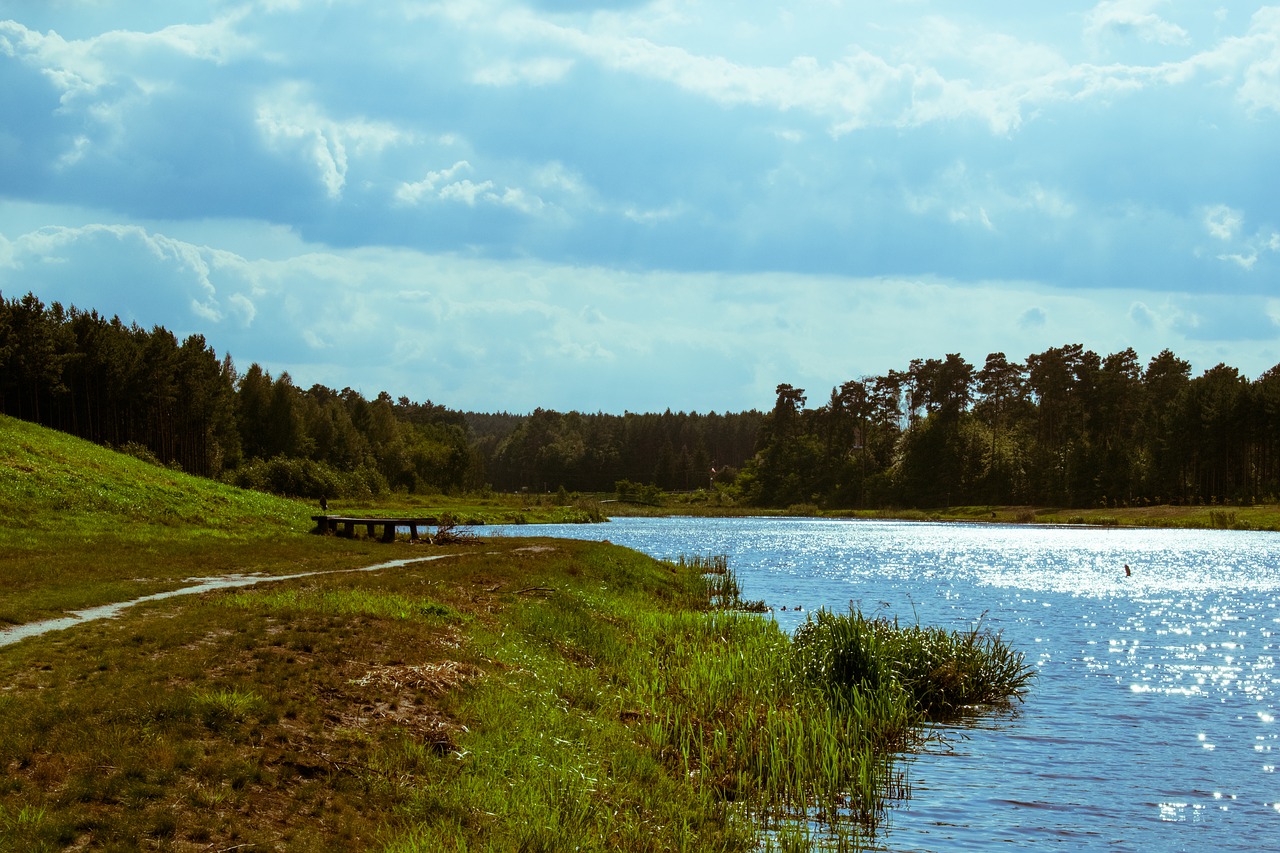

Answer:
[478,516,1280,852]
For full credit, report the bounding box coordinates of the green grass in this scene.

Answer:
[0,416,590,626]
[793,608,1034,721]
[806,502,1280,531]
[0,415,307,536]
[595,485,1280,530]
[0,417,1035,850]
[0,415,343,624]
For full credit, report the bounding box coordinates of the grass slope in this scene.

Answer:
[0,415,310,537]
[0,415,389,625]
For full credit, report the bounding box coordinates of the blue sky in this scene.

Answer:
[2,1,1278,413]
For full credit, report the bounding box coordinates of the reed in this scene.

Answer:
[793,607,1034,720]
[675,554,768,612]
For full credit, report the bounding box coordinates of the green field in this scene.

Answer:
[0,416,1030,851]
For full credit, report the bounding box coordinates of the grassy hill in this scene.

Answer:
[0,415,311,537]
[0,415,369,625]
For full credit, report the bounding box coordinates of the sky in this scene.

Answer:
[2,1,1279,414]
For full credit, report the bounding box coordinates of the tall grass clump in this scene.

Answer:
[793,608,1034,721]
[676,554,768,612]
[619,608,911,846]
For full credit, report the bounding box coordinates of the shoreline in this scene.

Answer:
[599,500,1280,531]
[0,537,1029,850]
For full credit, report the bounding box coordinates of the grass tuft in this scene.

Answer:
[793,607,1034,721]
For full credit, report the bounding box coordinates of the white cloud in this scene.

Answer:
[496,187,546,214]
[905,165,1075,233]
[396,161,476,205]
[1197,203,1280,273]
[1203,204,1243,240]
[0,13,255,100]
[1234,8,1280,112]
[410,1,1280,138]
[396,161,557,214]
[1085,0,1191,47]
[472,56,574,86]
[10,214,1278,412]
[2,223,240,323]
[0,20,113,103]
[1218,251,1257,269]
[1129,301,1156,328]
[439,178,495,206]
[255,83,412,199]
[54,135,92,169]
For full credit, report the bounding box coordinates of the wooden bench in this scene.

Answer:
[311,515,439,542]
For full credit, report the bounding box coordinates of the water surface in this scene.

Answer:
[481,516,1279,852]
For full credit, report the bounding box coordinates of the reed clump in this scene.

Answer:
[792,607,1034,721]
[619,609,914,846]
[674,554,768,612]
[603,554,1037,848]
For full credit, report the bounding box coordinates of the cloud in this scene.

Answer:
[1198,204,1280,273]
[4,3,1280,409]
[1020,307,1048,328]
[1084,0,1191,47]
[9,215,1279,414]
[1204,204,1243,240]
[1129,301,1156,328]
[472,56,574,86]
[396,161,477,205]
[0,222,242,325]
[1173,295,1280,341]
[395,160,554,213]
[255,83,412,200]
[0,13,257,153]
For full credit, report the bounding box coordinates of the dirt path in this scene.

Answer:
[0,555,453,649]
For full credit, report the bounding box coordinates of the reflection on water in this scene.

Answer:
[480,517,1280,852]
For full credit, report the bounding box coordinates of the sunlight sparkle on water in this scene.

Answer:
[490,517,1280,852]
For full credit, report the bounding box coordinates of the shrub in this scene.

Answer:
[792,608,1034,721]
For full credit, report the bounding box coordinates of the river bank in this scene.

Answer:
[0,535,1030,851]
[600,493,1280,531]
[1,417,1030,850]
[0,538,750,849]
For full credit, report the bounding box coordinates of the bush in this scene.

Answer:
[614,479,662,505]
[792,608,1034,720]
[225,457,385,500]
[116,441,163,466]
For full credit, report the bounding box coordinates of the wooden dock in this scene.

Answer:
[311,515,438,542]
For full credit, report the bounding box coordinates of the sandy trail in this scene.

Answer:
[0,555,453,649]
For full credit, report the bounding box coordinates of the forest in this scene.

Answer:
[0,292,761,500]
[743,349,1280,509]
[4,290,1279,509]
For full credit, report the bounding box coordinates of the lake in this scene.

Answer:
[476,516,1279,852]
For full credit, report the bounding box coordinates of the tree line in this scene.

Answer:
[739,346,1280,509]
[468,408,764,494]
[8,291,1277,508]
[0,292,761,498]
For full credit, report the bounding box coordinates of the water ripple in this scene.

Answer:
[488,516,1280,852]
